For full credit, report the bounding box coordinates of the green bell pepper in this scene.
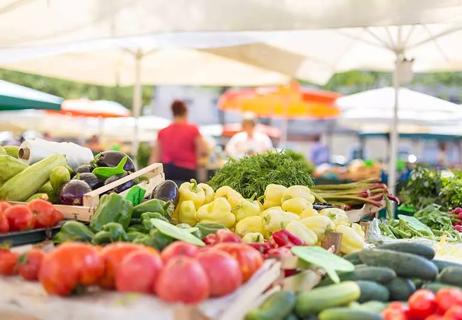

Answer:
[92,222,128,245]
[132,198,173,219]
[195,222,226,238]
[90,193,133,231]
[141,212,169,230]
[133,229,174,250]
[53,221,94,244]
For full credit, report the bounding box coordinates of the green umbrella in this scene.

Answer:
[0,80,62,110]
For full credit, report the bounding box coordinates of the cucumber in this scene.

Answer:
[412,278,424,289]
[295,281,360,317]
[316,266,396,287]
[354,280,389,303]
[378,242,435,260]
[386,277,416,301]
[0,154,67,201]
[358,249,438,280]
[245,291,296,320]
[433,259,462,272]
[319,307,382,320]
[438,267,462,287]
[283,314,298,320]
[351,301,387,313]
[344,252,362,265]
[422,281,460,293]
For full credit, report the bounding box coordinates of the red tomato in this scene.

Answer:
[0,212,9,233]
[99,243,148,289]
[445,305,462,320]
[215,229,241,243]
[155,256,209,304]
[0,202,11,213]
[436,288,462,313]
[17,248,45,281]
[426,315,444,320]
[5,205,35,231]
[409,290,437,320]
[213,243,263,282]
[51,210,64,226]
[197,248,242,297]
[382,308,407,320]
[161,241,199,262]
[115,249,163,294]
[39,243,104,296]
[0,248,18,275]
[28,199,56,228]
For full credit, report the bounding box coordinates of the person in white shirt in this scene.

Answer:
[225,113,273,158]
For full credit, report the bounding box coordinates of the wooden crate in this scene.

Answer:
[56,163,165,222]
[0,259,281,320]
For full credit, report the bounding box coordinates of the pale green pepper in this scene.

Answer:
[263,184,287,208]
[262,207,299,233]
[282,185,315,203]
[196,197,236,228]
[178,200,198,226]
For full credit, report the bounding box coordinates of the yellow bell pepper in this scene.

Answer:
[235,216,265,236]
[234,198,261,221]
[215,186,243,210]
[320,208,350,226]
[301,215,335,238]
[351,223,365,238]
[263,184,287,208]
[262,207,299,233]
[281,197,312,215]
[196,197,236,228]
[282,185,315,203]
[198,183,214,204]
[285,220,318,245]
[299,207,319,218]
[242,232,265,243]
[336,225,366,255]
[178,200,197,226]
[178,179,206,209]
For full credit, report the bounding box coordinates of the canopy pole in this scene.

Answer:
[132,50,143,157]
[388,54,400,194]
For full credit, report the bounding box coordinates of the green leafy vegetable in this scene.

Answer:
[150,218,205,246]
[209,150,314,198]
[291,246,354,283]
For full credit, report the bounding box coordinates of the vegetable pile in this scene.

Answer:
[208,150,314,199]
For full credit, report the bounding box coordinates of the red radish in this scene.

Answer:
[197,248,242,297]
[155,256,209,304]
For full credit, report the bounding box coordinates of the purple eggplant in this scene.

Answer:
[76,164,93,174]
[151,180,179,205]
[104,173,135,193]
[60,180,92,206]
[94,151,135,172]
[77,172,103,190]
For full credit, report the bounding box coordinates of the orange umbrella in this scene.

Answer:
[48,99,130,118]
[218,82,340,119]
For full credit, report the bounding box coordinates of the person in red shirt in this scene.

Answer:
[151,100,208,184]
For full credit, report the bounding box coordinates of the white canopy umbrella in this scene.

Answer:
[1,0,462,48]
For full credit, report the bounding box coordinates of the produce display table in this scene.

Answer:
[0,260,281,320]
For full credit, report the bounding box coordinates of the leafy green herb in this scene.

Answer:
[399,166,442,209]
[208,150,314,198]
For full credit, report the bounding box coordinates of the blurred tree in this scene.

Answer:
[0,68,153,111]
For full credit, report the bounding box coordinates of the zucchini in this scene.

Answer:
[0,155,27,183]
[423,281,460,293]
[358,249,438,280]
[295,281,360,317]
[245,291,296,320]
[355,280,389,303]
[0,154,67,201]
[344,252,362,265]
[378,242,435,260]
[50,165,71,193]
[386,277,416,301]
[433,259,462,272]
[3,145,19,158]
[438,267,462,287]
[319,307,382,320]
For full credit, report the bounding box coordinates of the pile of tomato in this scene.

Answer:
[0,239,263,304]
[0,200,64,233]
[383,288,462,320]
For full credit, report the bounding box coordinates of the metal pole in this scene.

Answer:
[388,55,400,194]
[132,50,143,157]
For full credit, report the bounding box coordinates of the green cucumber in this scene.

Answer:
[433,259,462,272]
[283,314,298,320]
[295,281,360,317]
[351,301,387,313]
[438,267,462,287]
[378,242,435,260]
[245,291,296,320]
[422,281,460,293]
[358,249,438,280]
[344,252,362,265]
[355,280,389,303]
[317,266,396,287]
[319,307,382,320]
[386,277,416,301]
